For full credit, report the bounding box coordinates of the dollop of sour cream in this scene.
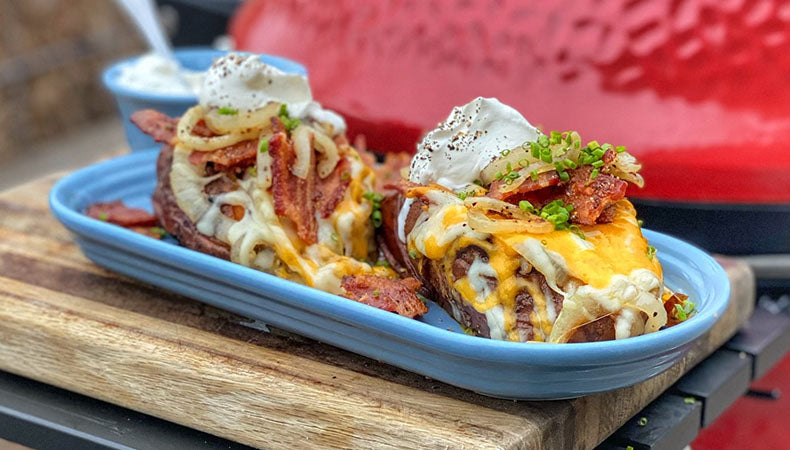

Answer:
[117,52,203,95]
[198,53,346,134]
[409,97,540,190]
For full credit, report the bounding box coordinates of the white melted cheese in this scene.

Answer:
[168,144,374,293]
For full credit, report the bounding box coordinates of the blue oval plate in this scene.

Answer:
[49,149,730,399]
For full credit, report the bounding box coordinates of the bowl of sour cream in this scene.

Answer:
[102,48,307,151]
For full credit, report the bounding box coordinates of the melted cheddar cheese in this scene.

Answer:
[407,194,665,343]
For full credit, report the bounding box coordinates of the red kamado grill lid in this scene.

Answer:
[232,0,790,253]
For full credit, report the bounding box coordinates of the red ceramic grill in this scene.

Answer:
[230,0,790,255]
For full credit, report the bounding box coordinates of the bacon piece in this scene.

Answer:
[220,204,246,221]
[129,226,166,240]
[341,275,428,318]
[664,292,690,328]
[130,110,177,143]
[488,171,560,202]
[564,166,627,225]
[188,139,257,169]
[314,157,351,218]
[269,132,318,244]
[86,201,158,227]
[191,120,216,137]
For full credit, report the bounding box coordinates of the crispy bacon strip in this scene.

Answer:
[86,201,158,227]
[270,132,318,244]
[129,226,166,240]
[564,166,627,225]
[341,275,427,318]
[488,171,560,202]
[315,157,351,218]
[130,110,178,143]
[664,292,690,328]
[188,139,257,169]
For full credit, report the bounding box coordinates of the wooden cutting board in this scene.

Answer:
[0,174,754,450]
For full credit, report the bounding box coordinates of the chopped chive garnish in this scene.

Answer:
[647,244,657,260]
[409,249,418,259]
[592,160,605,168]
[530,170,539,181]
[371,210,382,228]
[374,259,391,268]
[373,289,380,297]
[569,224,585,239]
[637,219,644,227]
[616,145,626,153]
[519,200,534,212]
[637,417,648,426]
[259,140,269,153]
[506,162,512,172]
[458,191,468,200]
[564,158,577,169]
[331,232,339,241]
[684,397,696,404]
[587,140,600,149]
[98,212,108,221]
[495,171,504,181]
[248,166,257,177]
[150,226,166,238]
[501,148,511,157]
[590,168,600,180]
[518,158,530,168]
[217,106,238,115]
[559,171,570,182]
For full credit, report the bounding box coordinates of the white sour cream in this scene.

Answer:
[117,52,203,95]
[409,97,540,190]
[198,53,346,134]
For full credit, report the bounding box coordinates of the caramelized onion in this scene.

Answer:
[177,106,259,151]
[464,196,553,234]
[610,152,645,188]
[203,102,278,135]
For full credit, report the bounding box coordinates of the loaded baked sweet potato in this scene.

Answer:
[128,54,426,318]
[377,97,692,342]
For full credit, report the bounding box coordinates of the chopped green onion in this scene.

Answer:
[626,446,634,450]
[259,140,269,153]
[331,232,339,241]
[569,224,585,240]
[592,160,605,168]
[637,219,644,227]
[278,104,289,117]
[501,148,511,157]
[374,259,391,268]
[150,226,166,238]
[647,244,657,260]
[371,210,382,228]
[458,191,468,200]
[373,289,380,297]
[587,140,600,149]
[248,166,257,177]
[684,397,696,404]
[495,171,504,181]
[616,145,626,153]
[530,170,539,181]
[564,158,577,169]
[519,200,534,212]
[559,171,570,182]
[538,134,549,146]
[409,249,418,259]
[590,168,600,180]
[98,212,108,221]
[530,142,540,158]
[637,417,648,426]
[217,106,238,115]
[518,158,530,168]
[592,148,605,158]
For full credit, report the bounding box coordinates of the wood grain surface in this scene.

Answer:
[0,174,755,450]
